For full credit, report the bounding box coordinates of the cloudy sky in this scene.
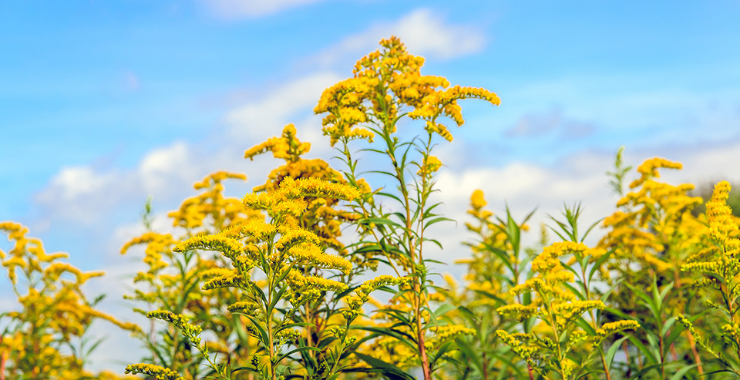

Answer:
[2,0,740,371]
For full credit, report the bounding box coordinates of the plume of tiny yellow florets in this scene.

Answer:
[595,320,640,342]
[629,157,683,189]
[417,155,442,176]
[314,36,499,146]
[345,275,409,318]
[681,182,740,278]
[245,124,311,163]
[167,170,252,231]
[125,363,184,380]
[244,177,359,218]
[286,243,352,275]
[495,330,541,373]
[174,234,243,261]
[1,221,142,377]
[202,272,249,290]
[706,181,739,247]
[146,310,203,344]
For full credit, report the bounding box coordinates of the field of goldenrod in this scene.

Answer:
[3,37,740,380]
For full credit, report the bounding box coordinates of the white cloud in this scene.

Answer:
[34,73,345,227]
[34,141,222,225]
[200,0,329,19]
[312,8,487,67]
[419,136,740,279]
[225,72,342,141]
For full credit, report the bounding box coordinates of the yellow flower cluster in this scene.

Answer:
[599,157,704,275]
[146,310,203,345]
[244,177,359,218]
[706,181,740,247]
[595,320,641,341]
[314,36,499,145]
[120,231,175,274]
[1,221,140,379]
[168,170,253,231]
[417,155,442,176]
[125,363,184,380]
[681,181,740,279]
[629,157,683,189]
[286,243,352,275]
[245,123,310,163]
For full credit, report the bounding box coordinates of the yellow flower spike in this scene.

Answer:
[202,272,249,290]
[470,189,487,210]
[44,262,104,284]
[274,228,322,251]
[629,157,682,189]
[551,300,605,320]
[286,270,348,294]
[497,304,539,320]
[222,218,277,241]
[227,301,259,314]
[125,363,184,380]
[174,234,243,261]
[596,320,640,340]
[287,243,352,275]
[417,155,442,176]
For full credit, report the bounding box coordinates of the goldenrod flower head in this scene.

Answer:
[315,36,499,145]
[596,320,640,340]
[175,234,243,261]
[146,310,202,344]
[227,301,259,315]
[430,324,476,342]
[629,157,682,189]
[496,330,538,361]
[417,155,442,176]
[287,243,352,275]
[44,262,104,284]
[706,181,738,245]
[470,189,487,210]
[286,270,348,293]
[125,363,183,380]
[497,304,538,321]
[245,123,311,163]
[202,273,249,290]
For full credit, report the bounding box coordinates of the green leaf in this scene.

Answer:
[661,316,677,337]
[588,248,616,284]
[352,352,416,380]
[628,335,658,365]
[276,346,322,363]
[605,335,630,372]
[669,363,698,380]
[432,303,457,319]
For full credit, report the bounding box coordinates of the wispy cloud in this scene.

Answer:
[225,72,342,142]
[426,136,740,271]
[311,8,487,68]
[200,0,330,19]
[33,72,347,227]
[505,108,596,139]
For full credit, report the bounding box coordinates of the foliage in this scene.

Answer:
[4,37,740,380]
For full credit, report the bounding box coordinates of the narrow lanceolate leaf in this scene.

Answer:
[605,335,630,372]
[352,352,416,380]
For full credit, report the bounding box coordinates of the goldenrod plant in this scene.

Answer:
[9,36,740,380]
[121,171,261,379]
[314,36,499,380]
[599,155,709,378]
[128,177,406,380]
[677,181,740,376]
[443,190,538,380]
[0,221,139,380]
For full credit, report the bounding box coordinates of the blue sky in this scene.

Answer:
[2,0,740,370]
